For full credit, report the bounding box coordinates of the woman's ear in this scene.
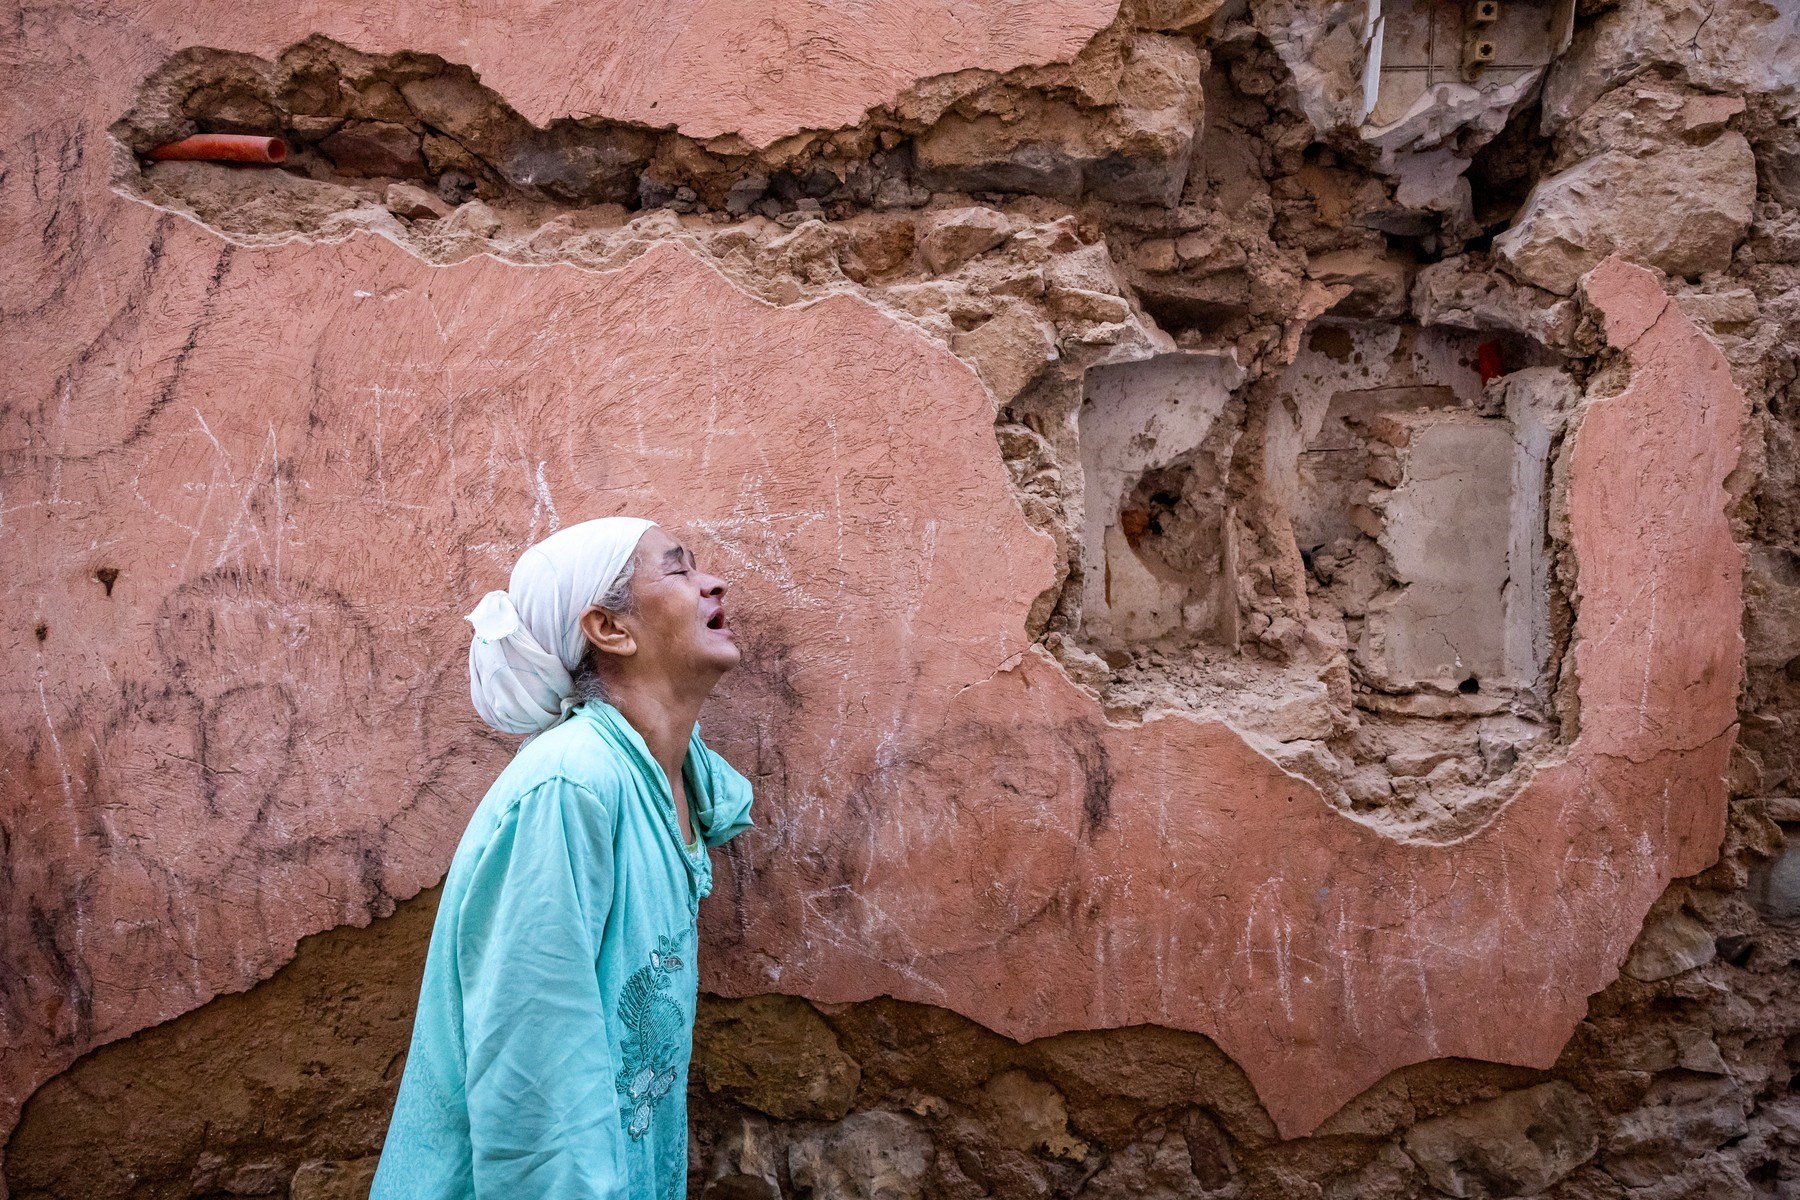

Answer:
[579,606,638,661]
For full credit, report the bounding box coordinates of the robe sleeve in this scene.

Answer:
[689,731,755,848]
[456,776,628,1199]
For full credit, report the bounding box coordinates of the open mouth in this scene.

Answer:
[706,610,727,631]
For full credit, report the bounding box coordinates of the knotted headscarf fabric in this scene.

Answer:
[465,517,654,734]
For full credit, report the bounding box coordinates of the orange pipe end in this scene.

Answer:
[147,134,288,165]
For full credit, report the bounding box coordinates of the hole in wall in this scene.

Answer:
[1062,319,1578,840]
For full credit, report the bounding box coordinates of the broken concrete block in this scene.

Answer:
[138,161,380,241]
[919,207,1011,274]
[383,182,449,221]
[1370,412,1518,690]
[1402,1083,1600,1199]
[1251,0,1370,139]
[788,1111,935,1200]
[1256,0,1572,153]
[1495,135,1757,295]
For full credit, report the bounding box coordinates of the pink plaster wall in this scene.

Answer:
[0,0,1744,1173]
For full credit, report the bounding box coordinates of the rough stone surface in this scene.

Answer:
[1401,1082,1600,1198]
[919,207,1012,275]
[913,33,1205,206]
[695,995,863,1121]
[1495,135,1758,295]
[788,1111,935,1200]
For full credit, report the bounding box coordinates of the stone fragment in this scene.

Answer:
[1043,241,1125,294]
[287,115,344,143]
[1752,835,1800,923]
[383,182,449,221]
[1601,1019,1730,1076]
[1136,0,1228,33]
[290,1157,381,1200]
[842,218,917,281]
[950,302,1059,406]
[978,1070,1086,1160]
[505,125,655,205]
[442,199,502,238]
[1746,548,1800,674]
[1552,77,1739,170]
[1078,1128,1211,1199]
[1045,285,1130,325]
[1541,0,1797,134]
[1411,255,1579,349]
[787,1111,935,1200]
[1622,908,1717,981]
[1306,247,1413,319]
[191,1153,289,1195]
[1602,1076,1750,1188]
[1131,237,1178,273]
[1168,228,1249,277]
[919,208,1011,275]
[318,119,426,178]
[693,994,861,1121]
[1401,1083,1600,1198]
[1494,135,1757,295]
[913,34,1203,206]
[702,1114,784,1200]
[726,173,770,217]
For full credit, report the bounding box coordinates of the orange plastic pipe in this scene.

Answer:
[147,134,287,165]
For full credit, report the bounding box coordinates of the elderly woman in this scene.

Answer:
[371,516,754,1200]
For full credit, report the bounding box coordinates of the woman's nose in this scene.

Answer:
[702,574,727,597]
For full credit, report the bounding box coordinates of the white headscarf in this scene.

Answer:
[465,517,654,734]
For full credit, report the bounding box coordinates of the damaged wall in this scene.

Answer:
[3,0,1800,1196]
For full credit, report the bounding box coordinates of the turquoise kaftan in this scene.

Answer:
[370,700,754,1200]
